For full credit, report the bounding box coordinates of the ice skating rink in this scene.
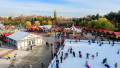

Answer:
[52,39,120,68]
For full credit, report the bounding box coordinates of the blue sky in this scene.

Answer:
[0,0,120,17]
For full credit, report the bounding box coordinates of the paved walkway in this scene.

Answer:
[0,49,15,58]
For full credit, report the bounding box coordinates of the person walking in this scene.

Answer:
[14,53,17,60]
[30,45,32,50]
[7,54,10,60]
[115,62,117,68]
[60,56,63,63]
[41,63,45,68]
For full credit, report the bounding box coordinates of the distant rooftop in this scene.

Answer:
[7,31,30,41]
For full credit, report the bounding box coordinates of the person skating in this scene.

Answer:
[96,52,98,57]
[70,40,71,43]
[105,62,110,68]
[75,39,77,43]
[60,56,63,63]
[79,38,80,42]
[97,40,98,44]
[79,51,82,58]
[88,40,91,45]
[85,61,90,68]
[92,55,94,59]
[7,54,10,60]
[102,58,107,64]
[115,62,117,68]
[61,52,63,56]
[117,48,119,54]
[73,51,75,57]
[56,59,59,68]
[64,54,66,60]
[66,52,68,58]
[70,47,73,54]
[109,41,110,45]
[112,43,114,47]
[86,53,90,59]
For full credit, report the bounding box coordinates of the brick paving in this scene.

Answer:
[0,49,15,58]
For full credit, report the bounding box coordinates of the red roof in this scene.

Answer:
[95,29,99,31]
[36,28,39,30]
[103,30,108,33]
[30,26,36,30]
[81,27,85,29]
[99,29,103,32]
[2,33,11,37]
[85,27,87,29]
[108,31,114,34]
[114,32,120,36]
[59,27,64,29]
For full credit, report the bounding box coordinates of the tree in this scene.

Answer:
[8,17,13,21]
[42,20,47,25]
[54,10,57,20]
[35,21,40,26]
[48,20,52,25]
[87,18,115,30]
[25,21,31,26]
[96,13,99,20]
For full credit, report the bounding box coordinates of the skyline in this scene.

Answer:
[0,0,120,17]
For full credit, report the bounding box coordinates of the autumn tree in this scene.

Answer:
[25,21,31,26]
[48,20,52,25]
[35,21,40,26]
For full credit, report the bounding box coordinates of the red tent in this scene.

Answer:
[95,29,99,32]
[99,29,103,32]
[85,27,87,29]
[90,28,94,30]
[108,31,114,34]
[2,33,11,37]
[36,28,39,30]
[103,30,108,33]
[81,27,85,29]
[114,32,120,36]
[30,26,36,30]
[59,27,64,29]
